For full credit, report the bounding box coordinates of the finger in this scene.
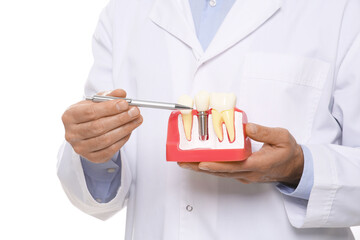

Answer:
[82,134,131,164]
[198,161,252,173]
[246,123,289,145]
[178,162,230,177]
[68,99,130,123]
[178,162,201,171]
[231,145,284,172]
[78,89,127,106]
[76,100,91,105]
[201,161,285,183]
[237,179,251,184]
[64,89,127,124]
[178,162,257,181]
[103,89,127,98]
[198,169,253,179]
[196,146,278,174]
[207,171,257,182]
[76,116,143,152]
[74,107,141,139]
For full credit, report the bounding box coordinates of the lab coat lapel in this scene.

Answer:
[201,0,282,64]
[149,0,203,57]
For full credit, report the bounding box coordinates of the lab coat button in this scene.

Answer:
[186,205,193,212]
[107,168,116,173]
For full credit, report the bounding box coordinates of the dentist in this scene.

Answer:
[58,0,360,239]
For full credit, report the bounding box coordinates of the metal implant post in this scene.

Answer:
[197,111,209,141]
[195,91,211,141]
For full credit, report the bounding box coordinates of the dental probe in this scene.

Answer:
[86,95,193,111]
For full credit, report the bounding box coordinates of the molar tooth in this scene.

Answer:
[210,93,236,142]
[178,95,194,141]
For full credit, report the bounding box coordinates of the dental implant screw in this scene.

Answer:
[198,111,209,141]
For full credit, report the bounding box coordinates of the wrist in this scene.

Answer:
[282,144,304,187]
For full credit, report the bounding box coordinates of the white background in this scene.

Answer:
[0,1,359,239]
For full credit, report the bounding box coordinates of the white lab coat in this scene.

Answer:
[57,0,360,239]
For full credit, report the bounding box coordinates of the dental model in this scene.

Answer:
[177,95,194,141]
[195,91,210,141]
[167,92,252,162]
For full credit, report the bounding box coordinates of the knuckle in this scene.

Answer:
[104,144,118,157]
[137,116,144,125]
[61,112,69,125]
[275,128,291,142]
[93,135,104,149]
[93,133,111,149]
[62,103,82,124]
[282,129,292,142]
[90,119,105,136]
[85,152,101,163]
[279,127,288,135]
[84,104,97,119]
[118,140,126,150]
[121,124,133,135]
[281,128,290,137]
[116,113,128,124]
[131,117,143,129]
[102,134,113,147]
[64,132,74,142]
[247,175,257,183]
[124,134,131,141]
[118,135,130,148]
[111,99,121,109]
[109,144,118,152]
[72,144,83,155]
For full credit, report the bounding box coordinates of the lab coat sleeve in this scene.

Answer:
[57,0,133,221]
[281,12,360,228]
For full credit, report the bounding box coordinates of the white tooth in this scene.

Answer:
[178,95,193,114]
[177,95,194,141]
[210,93,236,112]
[195,91,210,111]
[210,93,236,142]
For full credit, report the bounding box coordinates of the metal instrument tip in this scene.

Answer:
[175,104,193,110]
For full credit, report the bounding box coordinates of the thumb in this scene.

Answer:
[246,123,285,145]
[98,89,127,98]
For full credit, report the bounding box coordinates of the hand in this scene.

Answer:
[178,123,304,186]
[62,89,143,163]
